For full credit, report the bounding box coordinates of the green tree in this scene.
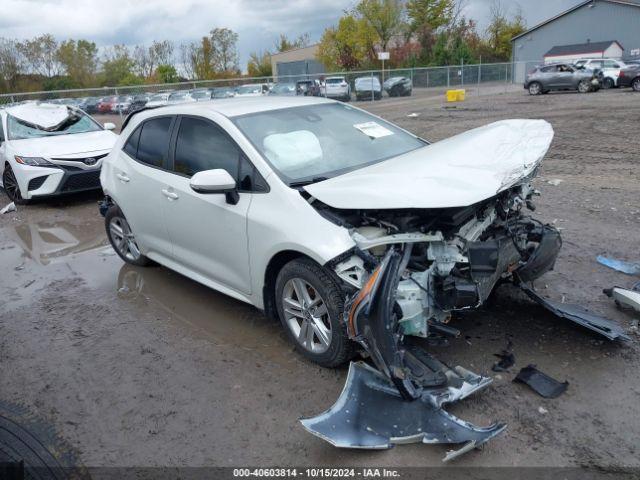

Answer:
[485,2,526,61]
[17,34,61,78]
[56,39,98,87]
[210,27,239,73]
[356,0,403,51]
[405,0,454,60]
[317,14,377,70]
[155,64,178,83]
[101,44,138,86]
[247,51,272,77]
[0,38,23,92]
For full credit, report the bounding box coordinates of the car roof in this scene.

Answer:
[129,96,336,124]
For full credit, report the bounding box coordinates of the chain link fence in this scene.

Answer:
[0,61,526,120]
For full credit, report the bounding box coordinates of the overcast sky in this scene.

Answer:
[1,0,580,69]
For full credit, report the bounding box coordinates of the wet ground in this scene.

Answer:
[1,87,639,469]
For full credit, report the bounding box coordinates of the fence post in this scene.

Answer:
[370,71,374,101]
[505,63,508,93]
[426,69,429,88]
[447,67,450,88]
[477,61,481,96]
[461,58,464,86]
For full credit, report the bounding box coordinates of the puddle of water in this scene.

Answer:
[0,217,296,366]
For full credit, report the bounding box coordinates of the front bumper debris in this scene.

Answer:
[518,283,631,342]
[301,361,505,462]
[302,247,506,460]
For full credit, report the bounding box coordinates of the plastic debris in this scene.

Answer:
[547,179,563,186]
[407,112,420,118]
[492,341,515,372]
[597,255,640,276]
[604,286,640,313]
[0,202,16,214]
[514,364,568,398]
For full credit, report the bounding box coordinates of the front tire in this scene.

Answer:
[105,206,151,266]
[2,164,28,205]
[603,77,615,89]
[275,258,354,368]
[528,82,542,95]
[578,80,591,93]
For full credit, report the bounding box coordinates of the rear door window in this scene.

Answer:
[136,117,173,168]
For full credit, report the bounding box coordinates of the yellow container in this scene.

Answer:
[446,89,466,102]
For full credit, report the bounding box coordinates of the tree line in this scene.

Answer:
[317,0,526,71]
[0,0,525,94]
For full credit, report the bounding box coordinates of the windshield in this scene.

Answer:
[326,78,344,84]
[213,88,234,98]
[355,77,380,88]
[237,85,262,94]
[191,90,211,99]
[7,110,102,140]
[149,94,167,102]
[233,103,426,185]
[169,92,189,100]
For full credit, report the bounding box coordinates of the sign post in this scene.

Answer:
[378,52,390,83]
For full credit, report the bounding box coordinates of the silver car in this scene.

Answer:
[525,63,601,95]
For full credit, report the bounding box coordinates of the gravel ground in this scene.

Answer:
[1,87,639,470]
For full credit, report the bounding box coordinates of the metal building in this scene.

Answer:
[270,44,326,81]
[511,0,640,82]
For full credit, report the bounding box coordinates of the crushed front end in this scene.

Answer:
[302,179,563,460]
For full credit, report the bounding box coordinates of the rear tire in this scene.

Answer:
[632,78,640,92]
[105,206,151,266]
[528,82,542,95]
[275,258,354,368]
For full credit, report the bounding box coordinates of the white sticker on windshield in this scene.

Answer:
[353,121,394,139]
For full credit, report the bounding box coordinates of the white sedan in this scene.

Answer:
[100,96,563,368]
[1,103,118,204]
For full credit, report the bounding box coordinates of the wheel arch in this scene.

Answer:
[262,250,314,320]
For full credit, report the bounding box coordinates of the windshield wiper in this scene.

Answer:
[289,176,329,188]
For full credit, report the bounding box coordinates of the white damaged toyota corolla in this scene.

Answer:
[100,96,628,459]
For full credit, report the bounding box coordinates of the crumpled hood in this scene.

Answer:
[9,130,118,158]
[304,119,554,209]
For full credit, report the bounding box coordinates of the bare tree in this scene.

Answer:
[210,28,239,73]
[18,34,61,77]
[0,38,24,91]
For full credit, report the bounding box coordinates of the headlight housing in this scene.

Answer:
[14,156,54,167]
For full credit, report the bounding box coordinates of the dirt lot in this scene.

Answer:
[1,87,639,471]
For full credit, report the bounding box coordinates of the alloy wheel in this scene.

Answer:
[529,82,541,95]
[282,278,332,354]
[578,80,591,93]
[2,166,22,203]
[108,216,142,262]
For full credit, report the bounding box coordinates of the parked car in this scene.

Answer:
[145,92,172,108]
[268,83,297,96]
[324,77,351,101]
[112,95,134,114]
[296,80,322,97]
[235,84,267,97]
[98,96,118,113]
[354,76,382,100]
[167,91,196,105]
[129,94,151,113]
[190,88,214,101]
[524,63,601,95]
[78,97,101,114]
[212,87,236,99]
[383,76,413,97]
[617,64,640,91]
[0,103,117,204]
[573,58,627,88]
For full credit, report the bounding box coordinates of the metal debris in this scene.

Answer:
[603,286,640,313]
[514,364,568,398]
[0,202,16,215]
[597,255,640,276]
[492,341,515,372]
[518,283,631,341]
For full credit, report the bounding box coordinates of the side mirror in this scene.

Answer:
[190,169,239,204]
[104,122,116,130]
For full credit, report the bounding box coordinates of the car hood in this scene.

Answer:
[10,130,118,157]
[304,119,554,209]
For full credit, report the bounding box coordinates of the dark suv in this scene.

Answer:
[524,63,602,95]
[617,65,640,91]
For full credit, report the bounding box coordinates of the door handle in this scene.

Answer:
[116,172,130,183]
[161,189,179,200]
